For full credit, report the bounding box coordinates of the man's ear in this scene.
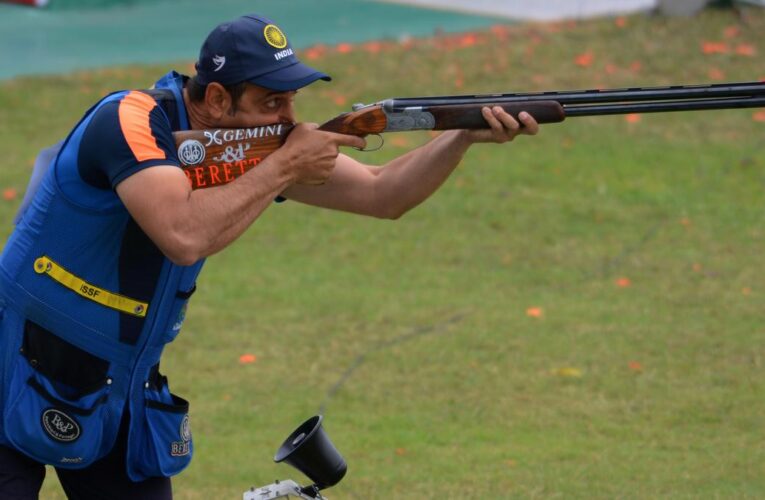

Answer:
[204,82,232,120]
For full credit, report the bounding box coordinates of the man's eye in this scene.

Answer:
[264,98,280,110]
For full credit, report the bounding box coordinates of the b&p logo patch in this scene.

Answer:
[42,409,81,443]
[263,24,287,49]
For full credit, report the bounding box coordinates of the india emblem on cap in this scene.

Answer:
[263,24,287,49]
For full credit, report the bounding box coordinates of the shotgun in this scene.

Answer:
[173,81,765,190]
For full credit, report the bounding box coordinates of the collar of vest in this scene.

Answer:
[153,71,190,131]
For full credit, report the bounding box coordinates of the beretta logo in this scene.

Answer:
[42,409,81,443]
[181,413,191,442]
[170,414,191,457]
[178,139,206,166]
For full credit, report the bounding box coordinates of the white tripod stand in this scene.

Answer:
[243,479,327,500]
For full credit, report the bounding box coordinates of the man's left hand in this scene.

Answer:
[464,106,540,144]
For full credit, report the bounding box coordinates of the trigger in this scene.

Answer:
[357,133,384,152]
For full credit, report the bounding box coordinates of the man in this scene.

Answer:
[0,13,539,499]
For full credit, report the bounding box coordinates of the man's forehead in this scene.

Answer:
[247,83,296,99]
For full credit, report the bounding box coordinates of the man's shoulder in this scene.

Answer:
[77,88,181,190]
[86,90,175,135]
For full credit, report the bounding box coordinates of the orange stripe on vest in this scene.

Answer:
[118,91,166,162]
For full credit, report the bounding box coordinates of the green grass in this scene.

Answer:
[2,7,765,499]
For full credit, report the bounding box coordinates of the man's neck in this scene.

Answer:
[182,87,215,131]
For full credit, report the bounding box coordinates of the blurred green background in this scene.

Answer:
[1,1,764,498]
[0,0,503,80]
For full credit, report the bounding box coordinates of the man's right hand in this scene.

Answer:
[272,123,366,185]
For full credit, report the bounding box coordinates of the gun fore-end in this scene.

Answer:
[428,100,566,130]
[318,105,388,136]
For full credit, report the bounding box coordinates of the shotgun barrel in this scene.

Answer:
[355,81,765,118]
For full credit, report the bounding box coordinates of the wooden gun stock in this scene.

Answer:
[173,124,293,190]
[318,105,387,135]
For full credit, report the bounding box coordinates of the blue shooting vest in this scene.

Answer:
[0,71,202,480]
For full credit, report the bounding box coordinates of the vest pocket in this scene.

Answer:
[129,377,193,479]
[3,353,113,468]
[2,321,118,468]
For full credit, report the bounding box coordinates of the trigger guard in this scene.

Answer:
[357,134,384,152]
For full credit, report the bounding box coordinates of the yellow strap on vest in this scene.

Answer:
[34,256,149,318]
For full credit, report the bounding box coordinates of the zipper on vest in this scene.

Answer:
[127,263,177,390]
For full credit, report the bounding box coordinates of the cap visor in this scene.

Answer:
[249,62,331,91]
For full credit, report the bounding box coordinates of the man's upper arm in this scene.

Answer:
[115,166,191,248]
[78,90,195,258]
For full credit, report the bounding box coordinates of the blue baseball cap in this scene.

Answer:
[195,14,331,91]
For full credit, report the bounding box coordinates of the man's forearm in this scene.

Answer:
[180,153,295,260]
[374,130,473,218]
